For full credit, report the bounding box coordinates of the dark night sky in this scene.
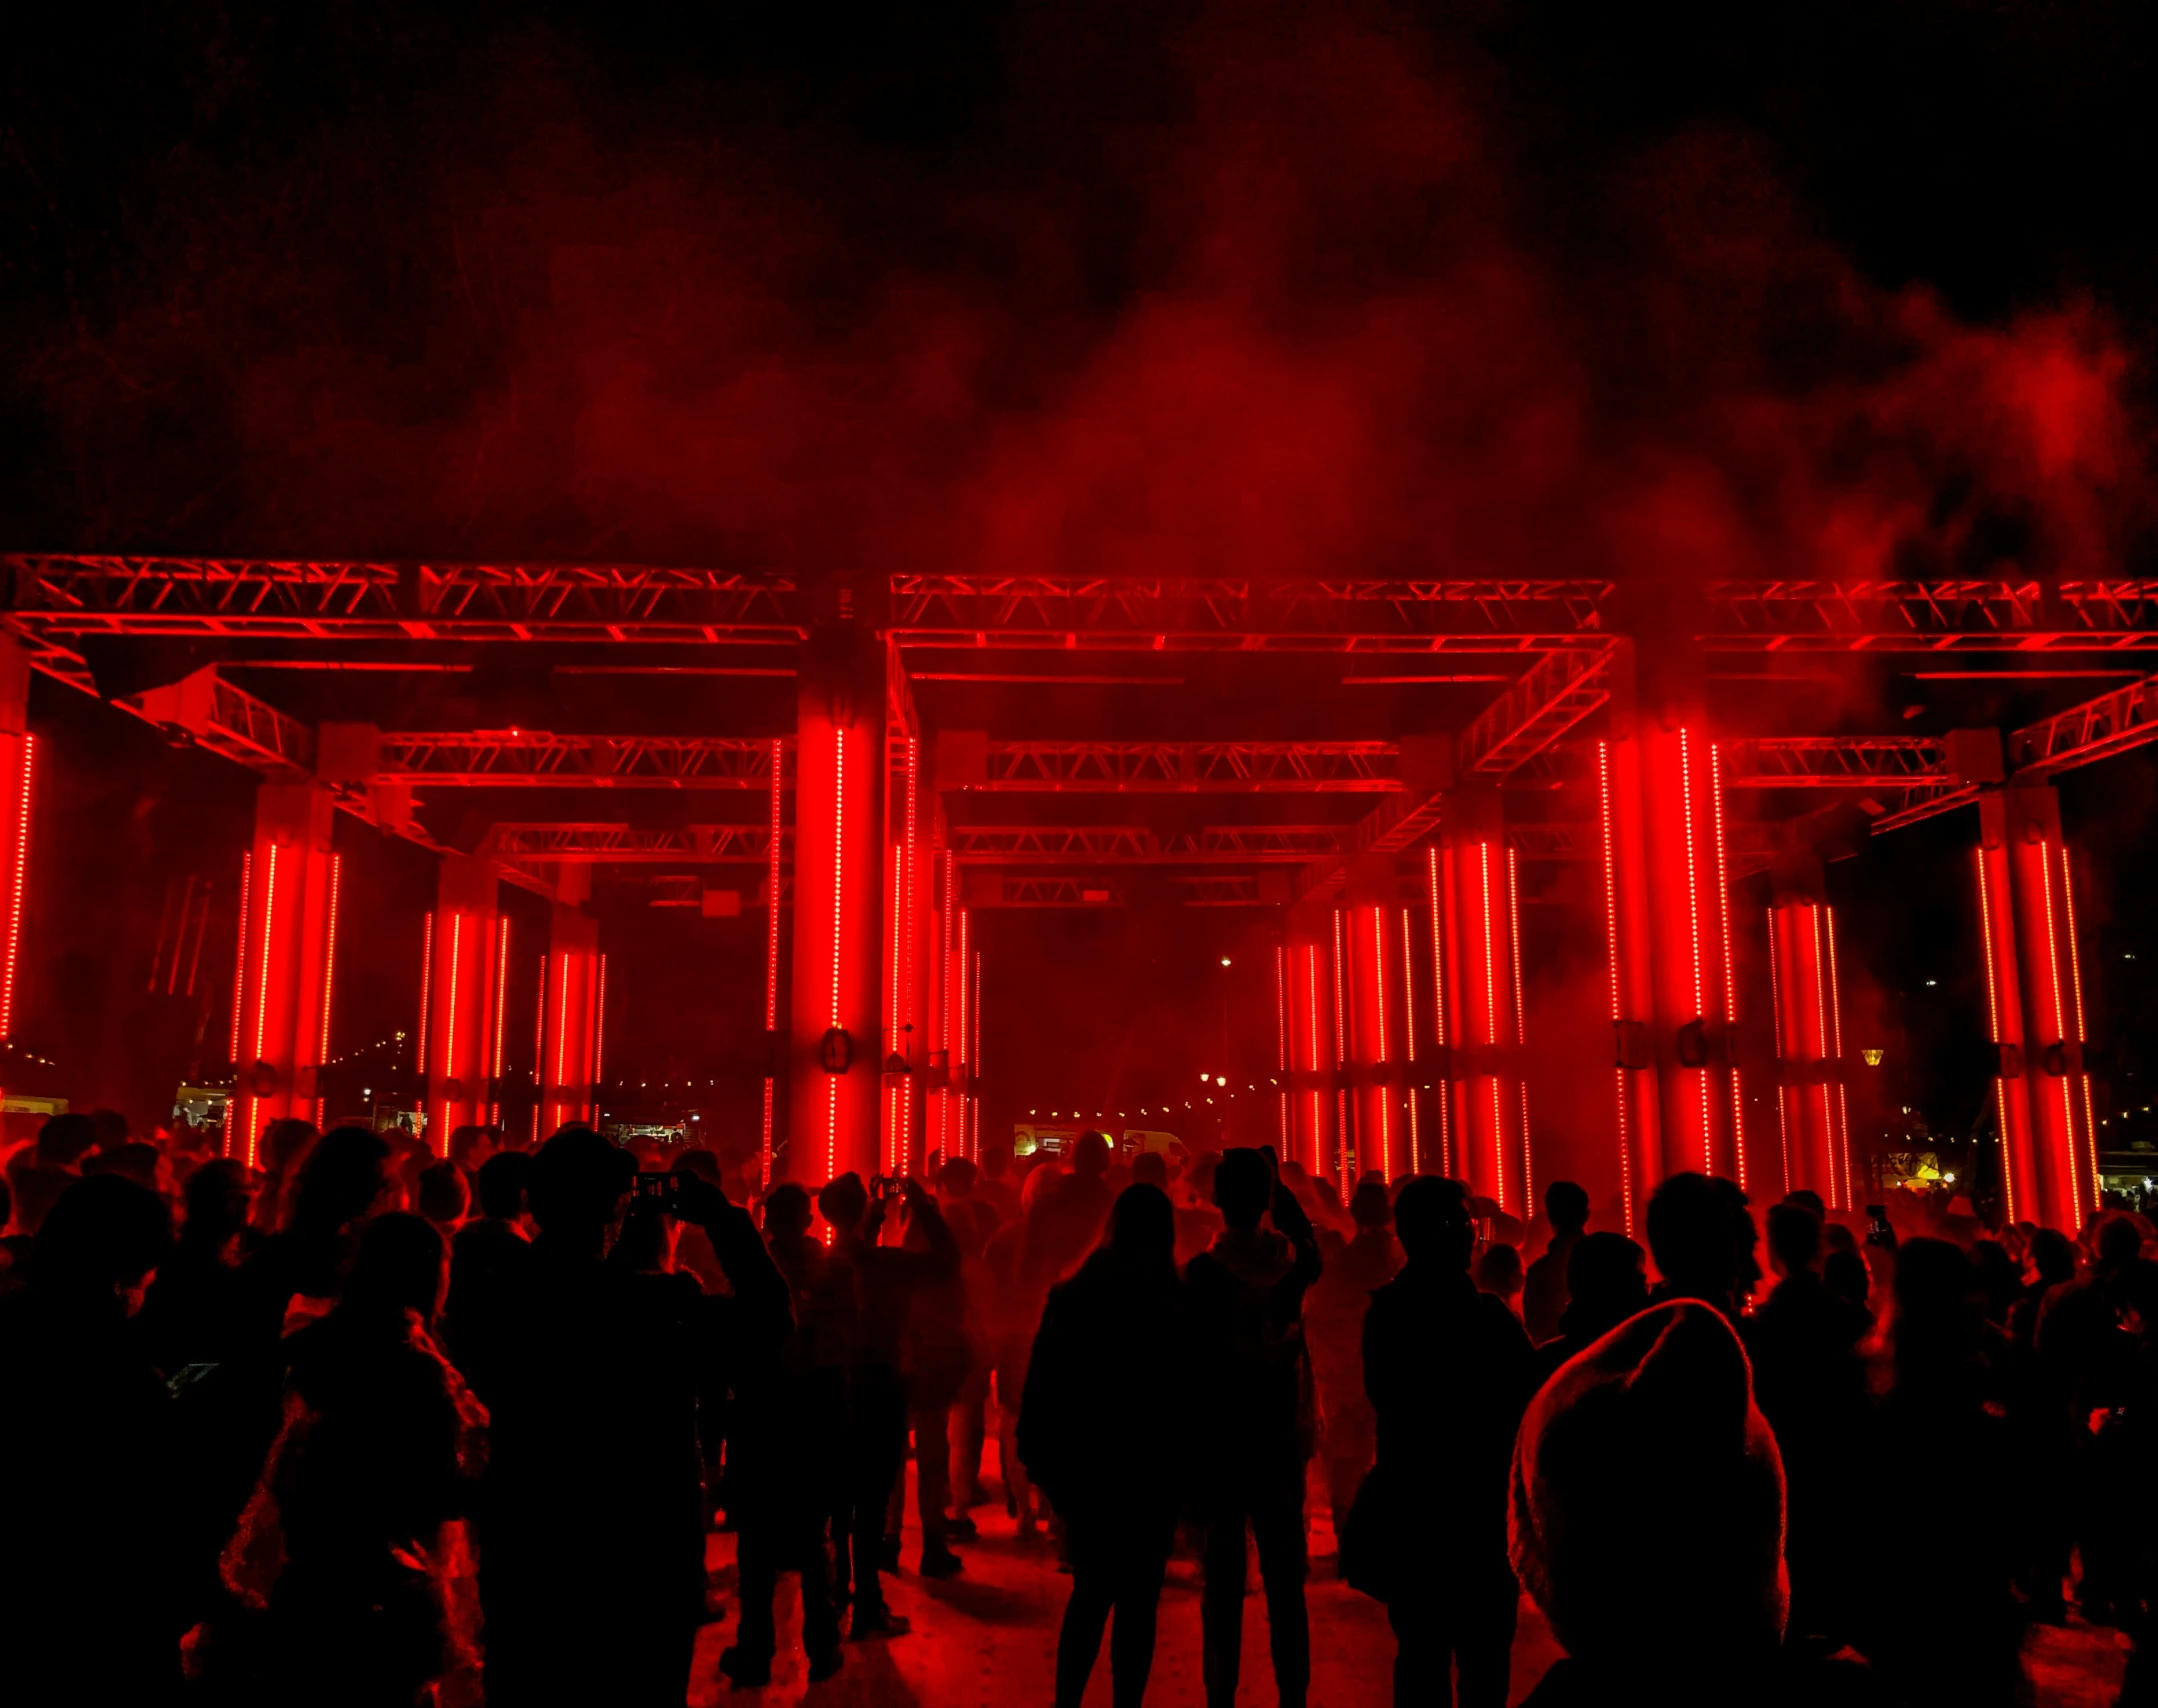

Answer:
[5,1,2158,1158]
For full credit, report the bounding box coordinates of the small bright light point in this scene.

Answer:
[1221,957,1232,967]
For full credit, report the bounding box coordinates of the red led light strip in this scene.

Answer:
[1427,846,1452,1179]
[445,912,464,1147]
[417,911,433,1076]
[492,918,510,1081]
[2060,846,2100,1215]
[2036,842,2080,1231]
[0,735,31,1039]
[532,952,548,1143]
[828,724,845,1184]
[1975,846,2017,1225]
[1275,944,1292,1152]
[1596,743,1631,1233]
[1711,745,1744,1190]
[958,905,972,1160]
[317,854,341,1129]
[762,737,782,1182]
[593,952,607,1110]
[1766,907,1791,1198]
[1399,908,1419,1176]
[231,851,252,1069]
[1370,905,1392,1181]
[1332,907,1350,1183]
[904,735,919,1172]
[970,946,983,1160]
[1508,846,1532,1216]
[1305,943,1325,1165]
[1807,906,1832,1205]
[251,843,279,1165]
[1479,842,1504,1211]
[1823,905,1852,1216]
[1678,729,1711,1168]
[553,951,571,1132]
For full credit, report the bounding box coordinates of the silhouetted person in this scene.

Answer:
[245,1213,478,1708]
[1473,1239,1525,1316]
[1528,1231,1648,1386]
[1860,1238,2018,1708]
[1822,1221,1870,1313]
[819,1171,959,1637]
[1021,1184,1190,1708]
[1646,1170,1748,1319]
[2008,1223,2079,1618]
[0,1174,182,1706]
[445,1150,533,1393]
[1359,1177,1535,1708]
[140,1156,258,1374]
[1185,1146,1321,1708]
[1522,1180,1589,1345]
[478,1127,790,1707]
[1741,1201,1871,1645]
[937,1155,1001,1518]
[1024,1131,1117,1294]
[416,1160,469,1236]
[241,1125,394,1341]
[2096,1260,2158,1705]
[892,1176,974,1578]
[3,1109,97,1237]
[1306,1179,1401,1558]
[1512,1300,1893,1705]
[723,1184,844,1687]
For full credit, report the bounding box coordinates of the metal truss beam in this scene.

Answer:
[973,740,1400,792]
[484,823,780,863]
[1170,874,1268,906]
[948,824,1344,863]
[123,665,315,777]
[376,731,784,788]
[2009,671,2158,776]
[890,575,1614,653]
[1457,642,1617,777]
[2,556,802,644]
[1723,736,1949,788]
[1702,580,2158,653]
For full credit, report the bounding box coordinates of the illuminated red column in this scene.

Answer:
[1285,908,1339,1179]
[1766,856,1851,1208]
[881,720,924,1176]
[421,854,501,1151]
[1438,791,1533,1218]
[0,637,34,1065]
[537,900,602,1136]
[759,737,785,1188]
[1596,737,1658,1233]
[1980,784,2099,1232]
[1628,721,1745,1187]
[1342,863,1409,1182]
[228,784,340,1164]
[785,598,886,1187]
[1420,847,1457,1181]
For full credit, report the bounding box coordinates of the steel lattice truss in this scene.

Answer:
[1722,737,1949,787]
[1458,644,1617,776]
[2011,672,2158,774]
[1702,580,2158,652]
[979,740,1400,792]
[2,556,802,643]
[486,823,780,863]
[375,732,782,788]
[948,824,1343,863]
[888,575,1615,652]
[125,667,314,778]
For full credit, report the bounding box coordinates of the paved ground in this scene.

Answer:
[688,1459,2127,1707]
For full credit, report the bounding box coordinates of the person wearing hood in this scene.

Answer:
[1019,1183,1189,1708]
[1510,1299,1894,1706]
[1361,1176,1537,1708]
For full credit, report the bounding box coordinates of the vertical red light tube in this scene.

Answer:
[1331,907,1352,1185]
[1975,839,2032,1227]
[230,786,338,1164]
[489,917,509,1129]
[1274,944,1292,1151]
[425,856,501,1152]
[316,854,341,1130]
[763,737,783,1187]
[1400,908,1420,1176]
[2060,847,2102,1218]
[1427,847,1452,1179]
[0,732,32,1044]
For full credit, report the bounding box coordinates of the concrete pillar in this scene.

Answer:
[1980,783,2100,1232]
[537,898,601,1137]
[785,578,887,1187]
[1438,789,1534,1220]
[229,783,339,1163]
[421,854,501,1152]
[1766,854,1853,1208]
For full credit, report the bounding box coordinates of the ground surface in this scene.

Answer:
[688,1461,2128,1707]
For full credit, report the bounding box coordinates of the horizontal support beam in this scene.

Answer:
[972,740,1401,792]
[1723,736,1949,788]
[2009,671,2158,776]
[1457,643,1616,777]
[947,824,1345,863]
[376,731,784,788]
[484,823,781,863]
[1701,578,2158,652]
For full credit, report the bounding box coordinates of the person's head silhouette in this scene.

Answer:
[1544,1180,1589,1237]
[1646,1171,1741,1311]
[817,1172,870,1239]
[293,1126,393,1233]
[528,1125,635,1243]
[180,1158,255,1246]
[1106,1183,1175,1274]
[1211,1148,1272,1233]
[29,1174,172,1306]
[1394,1176,1474,1272]
[1564,1232,1648,1338]
[763,1182,814,1240]
[2027,1225,2076,1289]
[1070,1133,1111,1182]
[1350,1179,1392,1232]
[343,1211,448,1326]
[1512,1300,1787,1681]
[1766,1201,1823,1279]
[1129,1150,1170,1192]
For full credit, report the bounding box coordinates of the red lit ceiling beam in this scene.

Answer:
[1722,736,1949,787]
[947,824,1345,863]
[974,740,1400,792]
[2,555,802,643]
[1456,643,1619,777]
[484,823,781,863]
[375,731,783,788]
[2010,671,2158,775]
[1702,579,2158,652]
[124,665,315,778]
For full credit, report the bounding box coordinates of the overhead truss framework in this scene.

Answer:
[376,732,784,788]
[485,823,781,863]
[948,824,1344,863]
[976,740,1401,792]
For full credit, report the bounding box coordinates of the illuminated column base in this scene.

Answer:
[1980,785,2100,1232]
[785,599,886,1188]
[1766,855,1851,1209]
[423,854,502,1151]
[1438,793,1532,1220]
[538,902,602,1136]
[229,784,340,1164]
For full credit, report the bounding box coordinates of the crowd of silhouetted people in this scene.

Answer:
[3,1105,2155,1707]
